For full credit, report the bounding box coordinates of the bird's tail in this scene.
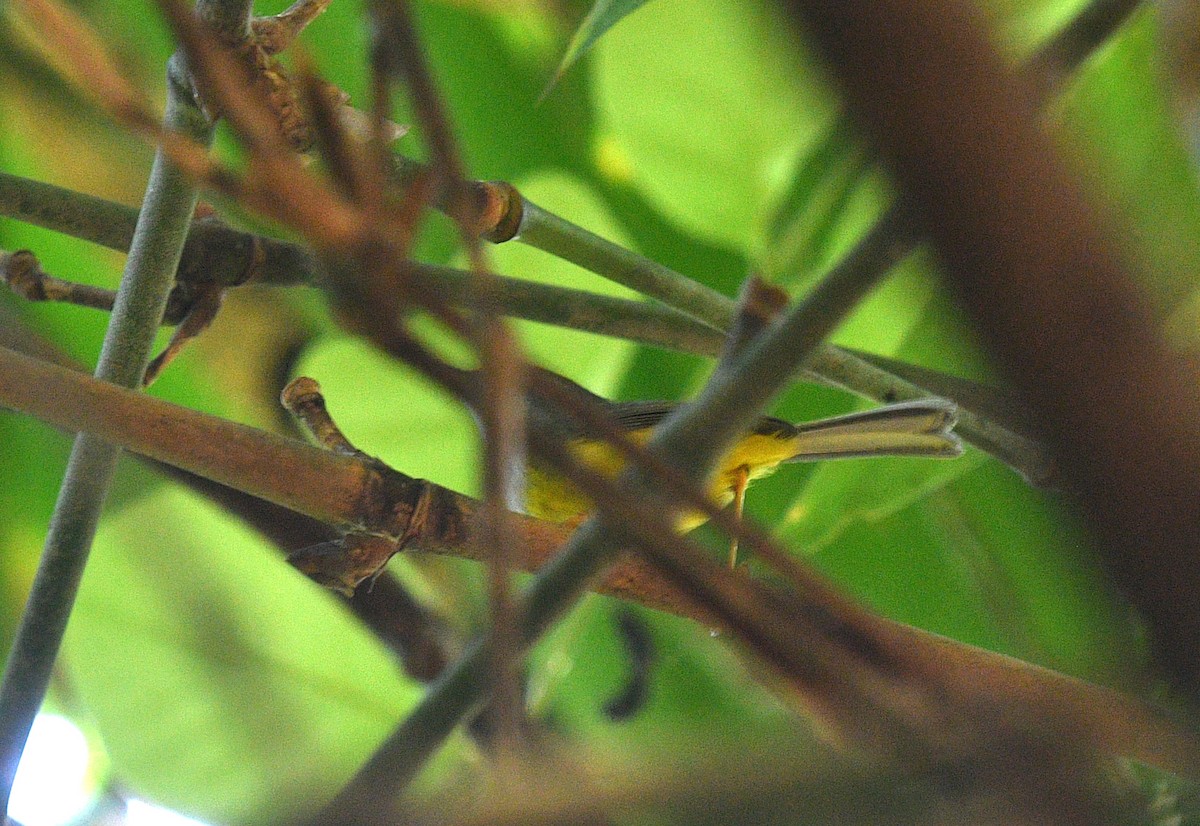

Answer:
[785,399,962,461]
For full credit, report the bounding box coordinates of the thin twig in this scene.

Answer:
[819,347,1058,485]
[0,172,310,288]
[513,197,735,330]
[0,248,192,320]
[0,173,145,252]
[0,170,1051,482]
[370,0,529,753]
[0,0,229,810]
[395,164,1052,482]
[7,0,158,128]
[155,0,360,249]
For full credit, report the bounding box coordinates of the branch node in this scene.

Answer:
[0,250,47,300]
[0,248,140,317]
[143,280,226,385]
[398,479,434,548]
[478,181,525,244]
[288,479,437,594]
[288,532,399,596]
[282,375,363,456]
[720,275,789,365]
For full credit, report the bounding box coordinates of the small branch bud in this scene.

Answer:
[281,375,363,457]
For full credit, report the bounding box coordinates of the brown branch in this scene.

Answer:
[0,344,1195,779]
[0,304,450,680]
[441,742,1113,826]
[0,344,371,527]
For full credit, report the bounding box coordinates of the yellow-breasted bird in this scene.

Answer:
[522,372,962,558]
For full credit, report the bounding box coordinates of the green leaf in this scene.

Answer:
[801,461,1146,681]
[774,453,985,555]
[759,117,876,286]
[304,1,597,187]
[1056,8,1200,318]
[63,476,425,823]
[0,412,70,649]
[590,0,836,250]
[527,596,804,752]
[548,0,653,92]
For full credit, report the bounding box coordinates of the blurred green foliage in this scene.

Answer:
[1,0,1196,821]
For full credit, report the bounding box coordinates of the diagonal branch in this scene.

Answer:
[0,0,232,810]
[0,343,1195,781]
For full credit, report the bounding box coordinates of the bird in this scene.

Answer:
[521,372,961,563]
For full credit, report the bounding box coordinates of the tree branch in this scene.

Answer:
[0,1,216,812]
[0,302,450,680]
[0,171,1052,483]
[0,344,1194,783]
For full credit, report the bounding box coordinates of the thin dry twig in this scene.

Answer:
[252,0,334,55]
[367,0,529,752]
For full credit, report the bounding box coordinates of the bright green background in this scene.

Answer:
[2,0,1197,821]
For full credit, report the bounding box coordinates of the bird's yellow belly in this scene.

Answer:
[524,432,796,529]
